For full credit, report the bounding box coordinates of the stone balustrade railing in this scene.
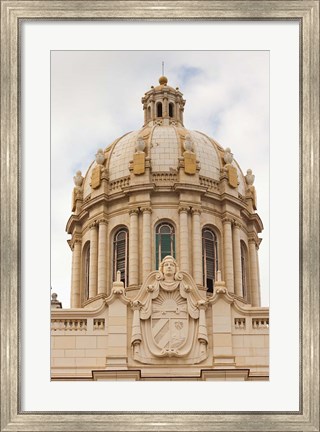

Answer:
[51,319,87,331]
[51,317,106,332]
[234,317,269,332]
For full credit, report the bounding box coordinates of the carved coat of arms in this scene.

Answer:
[131,256,208,364]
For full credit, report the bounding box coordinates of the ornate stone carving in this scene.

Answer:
[135,137,146,153]
[141,207,152,214]
[132,136,146,175]
[245,169,257,210]
[222,216,233,224]
[73,170,83,188]
[248,236,258,247]
[191,207,201,216]
[72,171,84,211]
[222,147,238,188]
[233,220,242,229]
[131,256,208,365]
[178,206,189,214]
[223,147,233,165]
[112,271,125,295]
[214,270,227,294]
[129,208,139,216]
[98,218,108,226]
[95,148,105,165]
[91,149,105,189]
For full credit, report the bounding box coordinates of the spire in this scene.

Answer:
[141,76,186,127]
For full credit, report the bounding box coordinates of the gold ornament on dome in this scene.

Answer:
[133,152,145,175]
[91,165,101,189]
[227,165,238,188]
[184,152,197,175]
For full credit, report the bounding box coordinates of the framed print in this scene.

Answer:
[1,1,319,431]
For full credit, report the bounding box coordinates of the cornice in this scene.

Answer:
[51,298,107,318]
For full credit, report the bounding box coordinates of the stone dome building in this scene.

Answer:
[51,76,269,381]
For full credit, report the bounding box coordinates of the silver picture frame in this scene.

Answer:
[1,1,319,431]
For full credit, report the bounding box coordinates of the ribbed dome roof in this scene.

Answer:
[82,124,247,199]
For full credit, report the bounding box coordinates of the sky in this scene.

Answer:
[51,50,269,308]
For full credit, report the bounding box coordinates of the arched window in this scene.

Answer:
[202,228,218,293]
[241,241,249,301]
[155,222,175,269]
[156,102,163,117]
[169,102,174,118]
[147,105,151,120]
[113,228,128,286]
[84,244,90,300]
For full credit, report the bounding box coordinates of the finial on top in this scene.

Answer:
[159,75,168,85]
[116,270,121,283]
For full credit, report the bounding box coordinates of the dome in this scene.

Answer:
[68,75,262,310]
[82,124,247,199]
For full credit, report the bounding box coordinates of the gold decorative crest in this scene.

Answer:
[91,166,101,189]
[133,152,145,175]
[227,165,238,188]
[184,152,196,175]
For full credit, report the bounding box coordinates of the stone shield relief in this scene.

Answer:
[131,262,209,365]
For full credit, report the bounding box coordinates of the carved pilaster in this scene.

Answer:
[70,237,82,308]
[248,237,260,307]
[89,222,98,298]
[142,206,152,279]
[223,216,234,293]
[179,205,190,272]
[97,219,108,295]
[191,207,202,285]
[129,208,139,285]
[233,222,242,297]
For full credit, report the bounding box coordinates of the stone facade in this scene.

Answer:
[51,76,269,381]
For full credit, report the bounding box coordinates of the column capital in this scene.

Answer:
[222,216,233,225]
[89,221,98,229]
[248,236,259,247]
[191,207,201,216]
[129,208,139,216]
[141,207,152,214]
[70,236,82,250]
[233,220,242,229]
[178,205,189,214]
[98,218,108,226]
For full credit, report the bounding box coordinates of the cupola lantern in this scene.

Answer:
[141,76,186,126]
